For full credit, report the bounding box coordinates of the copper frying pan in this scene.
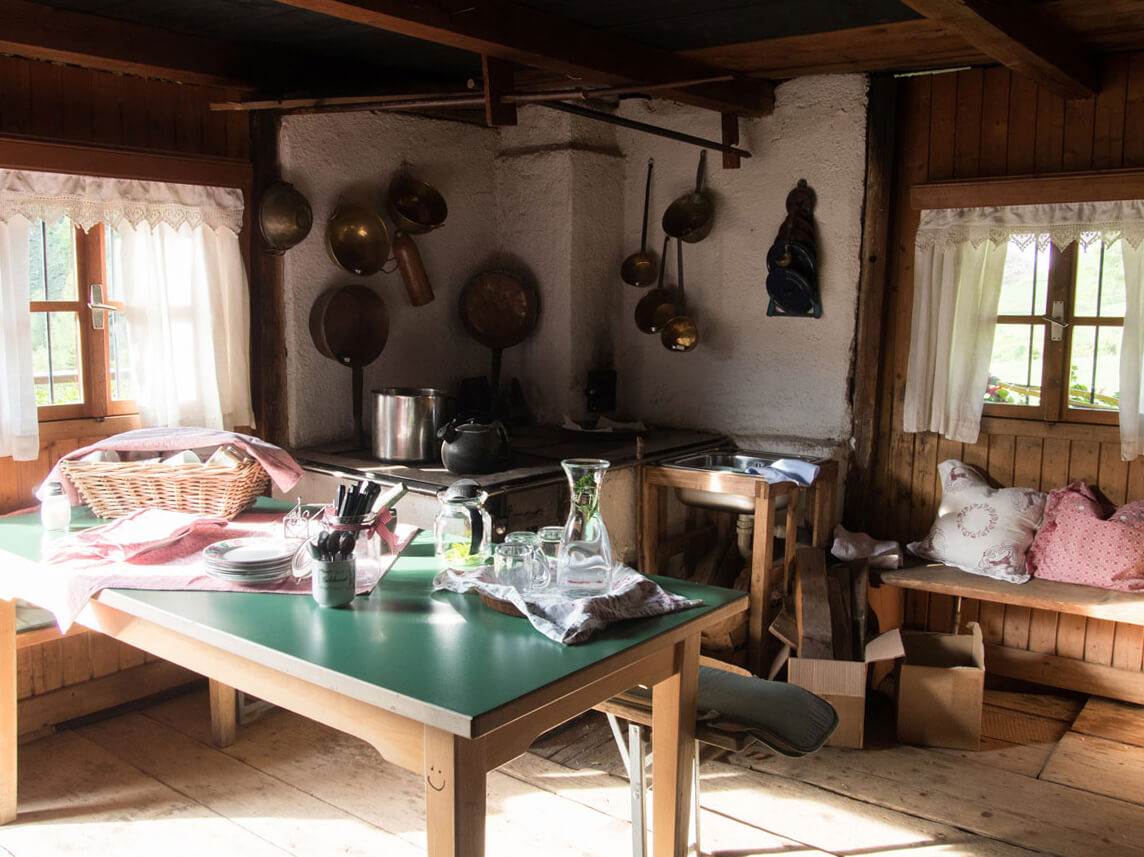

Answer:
[459,270,539,406]
[309,285,389,448]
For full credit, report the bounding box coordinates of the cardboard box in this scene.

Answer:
[787,628,904,749]
[896,622,985,751]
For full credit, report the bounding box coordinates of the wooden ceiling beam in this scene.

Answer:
[267,0,773,116]
[897,0,1097,99]
[0,0,256,88]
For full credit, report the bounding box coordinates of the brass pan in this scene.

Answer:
[326,203,390,276]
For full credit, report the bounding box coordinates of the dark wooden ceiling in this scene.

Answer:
[4,0,1144,116]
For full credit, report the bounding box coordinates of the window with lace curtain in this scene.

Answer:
[902,197,1144,459]
[983,235,1124,426]
[0,166,253,462]
[29,218,135,420]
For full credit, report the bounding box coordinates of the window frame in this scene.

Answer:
[0,136,253,435]
[982,241,1122,427]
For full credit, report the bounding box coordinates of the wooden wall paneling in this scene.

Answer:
[953,66,983,178]
[1007,72,1038,175]
[1125,53,1144,167]
[89,69,124,147]
[1034,87,1065,173]
[120,74,150,146]
[928,72,957,180]
[962,434,990,473]
[1029,608,1060,653]
[1099,442,1129,506]
[1013,436,1044,490]
[905,589,929,629]
[1002,606,1032,650]
[15,649,33,700]
[1068,440,1100,485]
[1093,54,1129,171]
[118,642,146,670]
[979,67,1010,175]
[960,597,981,630]
[58,65,95,143]
[1128,458,1144,505]
[909,432,939,542]
[0,56,32,133]
[987,434,1016,487]
[1084,618,1117,667]
[978,602,1006,645]
[31,639,63,695]
[1041,437,1071,487]
[927,593,955,633]
[175,84,205,155]
[60,633,92,686]
[1056,614,1088,660]
[226,109,250,160]
[1111,624,1144,671]
[145,79,178,151]
[1062,96,1097,172]
[27,60,64,140]
[89,634,122,679]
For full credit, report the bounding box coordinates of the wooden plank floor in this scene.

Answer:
[0,686,1141,857]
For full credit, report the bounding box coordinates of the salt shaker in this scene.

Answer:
[40,482,71,531]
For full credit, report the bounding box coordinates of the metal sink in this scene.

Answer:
[658,447,818,514]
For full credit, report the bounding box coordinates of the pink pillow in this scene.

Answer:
[1027,482,1105,577]
[1036,510,1144,591]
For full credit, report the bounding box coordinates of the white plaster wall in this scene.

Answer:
[276,74,868,462]
[278,111,498,448]
[609,76,870,459]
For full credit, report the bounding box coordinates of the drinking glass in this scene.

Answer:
[537,526,563,578]
[494,542,551,592]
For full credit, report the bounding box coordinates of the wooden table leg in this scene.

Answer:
[425,726,487,857]
[209,679,237,748]
[1,599,17,823]
[651,634,699,857]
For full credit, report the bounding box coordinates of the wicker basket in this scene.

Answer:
[60,457,270,520]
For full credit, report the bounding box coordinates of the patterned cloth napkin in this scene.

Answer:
[432,565,702,644]
[3,508,416,631]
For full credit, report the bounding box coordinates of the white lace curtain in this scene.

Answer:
[0,169,252,461]
[904,199,1144,459]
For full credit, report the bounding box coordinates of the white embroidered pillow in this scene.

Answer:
[907,460,1046,583]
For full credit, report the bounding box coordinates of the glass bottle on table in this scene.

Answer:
[556,459,613,596]
[39,482,71,531]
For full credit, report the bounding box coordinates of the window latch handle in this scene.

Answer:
[87,284,117,329]
[1042,300,1069,342]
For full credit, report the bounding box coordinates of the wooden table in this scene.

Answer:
[0,507,746,857]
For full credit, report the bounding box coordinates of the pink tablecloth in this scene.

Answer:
[0,508,417,632]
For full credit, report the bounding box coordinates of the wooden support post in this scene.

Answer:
[748,484,777,676]
[209,679,237,748]
[721,113,741,169]
[651,634,699,857]
[481,55,517,127]
[425,727,487,857]
[0,599,15,824]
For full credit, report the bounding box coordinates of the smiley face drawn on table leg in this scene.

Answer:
[427,764,447,792]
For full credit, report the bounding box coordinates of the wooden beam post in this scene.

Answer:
[270,0,773,116]
[481,55,517,127]
[721,113,741,170]
[898,0,1097,100]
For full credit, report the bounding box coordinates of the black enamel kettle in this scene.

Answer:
[438,419,510,474]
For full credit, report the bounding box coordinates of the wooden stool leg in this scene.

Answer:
[629,722,649,857]
[0,600,16,823]
[209,679,237,748]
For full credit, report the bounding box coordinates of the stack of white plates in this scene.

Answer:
[202,538,294,584]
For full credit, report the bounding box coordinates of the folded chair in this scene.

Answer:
[596,658,838,857]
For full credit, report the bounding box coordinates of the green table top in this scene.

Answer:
[0,499,745,736]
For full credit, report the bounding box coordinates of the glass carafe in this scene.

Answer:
[434,480,492,569]
[556,458,613,596]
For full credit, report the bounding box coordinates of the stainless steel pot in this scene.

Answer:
[371,387,450,462]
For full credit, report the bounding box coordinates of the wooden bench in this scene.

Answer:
[880,565,1144,704]
[13,601,199,740]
